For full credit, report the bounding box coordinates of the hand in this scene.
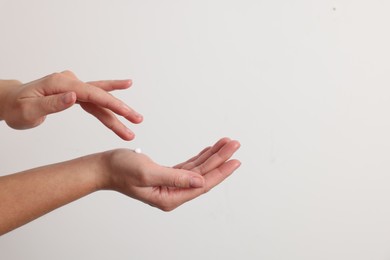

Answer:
[0,70,143,140]
[101,137,241,211]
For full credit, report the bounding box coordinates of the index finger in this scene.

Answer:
[87,79,132,91]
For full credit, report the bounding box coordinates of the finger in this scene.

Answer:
[87,79,132,91]
[79,83,143,124]
[179,137,231,170]
[180,137,232,170]
[79,82,142,124]
[148,166,205,188]
[191,140,240,175]
[28,92,76,119]
[79,102,135,141]
[41,74,143,124]
[155,160,241,211]
[173,146,211,169]
[202,159,241,192]
[59,71,132,91]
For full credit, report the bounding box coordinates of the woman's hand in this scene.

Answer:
[0,137,240,234]
[101,137,241,211]
[0,70,143,140]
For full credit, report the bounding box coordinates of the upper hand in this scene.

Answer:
[0,70,143,140]
[101,137,241,211]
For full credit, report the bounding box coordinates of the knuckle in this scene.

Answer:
[5,79,22,86]
[101,113,120,131]
[61,70,77,78]
[61,69,72,74]
[197,163,206,174]
[46,72,64,85]
[105,121,116,131]
[50,97,63,111]
[177,173,194,188]
[173,175,187,188]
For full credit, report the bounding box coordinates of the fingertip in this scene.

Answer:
[122,79,133,89]
[133,109,143,122]
[231,140,241,150]
[114,126,135,141]
[122,136,135,141]
[227,160,241,174]
[123,128,135,141]
[233,159,242,169]
[120,104,143,124]
[126,112,143,124]
[135,114,143,123]
[222,159,241,170]
[110,79,133,89]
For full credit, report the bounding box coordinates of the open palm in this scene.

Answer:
[107,138,241,211]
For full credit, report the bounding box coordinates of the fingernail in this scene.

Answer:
[62,92,75,104]
[135,112,143,119]
[190,176,204,188]
[125,128,134,138]
[235,161,242,169]
[132,110,143,121]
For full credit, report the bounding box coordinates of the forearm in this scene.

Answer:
[0,152,106,235]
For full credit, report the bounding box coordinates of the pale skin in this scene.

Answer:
[0,70,143,140]
[0,71,241,236]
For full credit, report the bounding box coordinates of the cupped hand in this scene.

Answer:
[0,70,143,140]
[102,137,241,211]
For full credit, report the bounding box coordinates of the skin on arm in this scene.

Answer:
[0,138,240,235]
[0,153,103,235]
[0,71,143,140]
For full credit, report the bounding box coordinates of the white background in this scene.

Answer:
[1,0,390,259]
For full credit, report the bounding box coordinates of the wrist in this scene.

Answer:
[86,151,112,192]
[95,149,136,192]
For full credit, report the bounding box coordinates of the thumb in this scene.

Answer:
[33,92,76,117]
[154,167,205,188]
